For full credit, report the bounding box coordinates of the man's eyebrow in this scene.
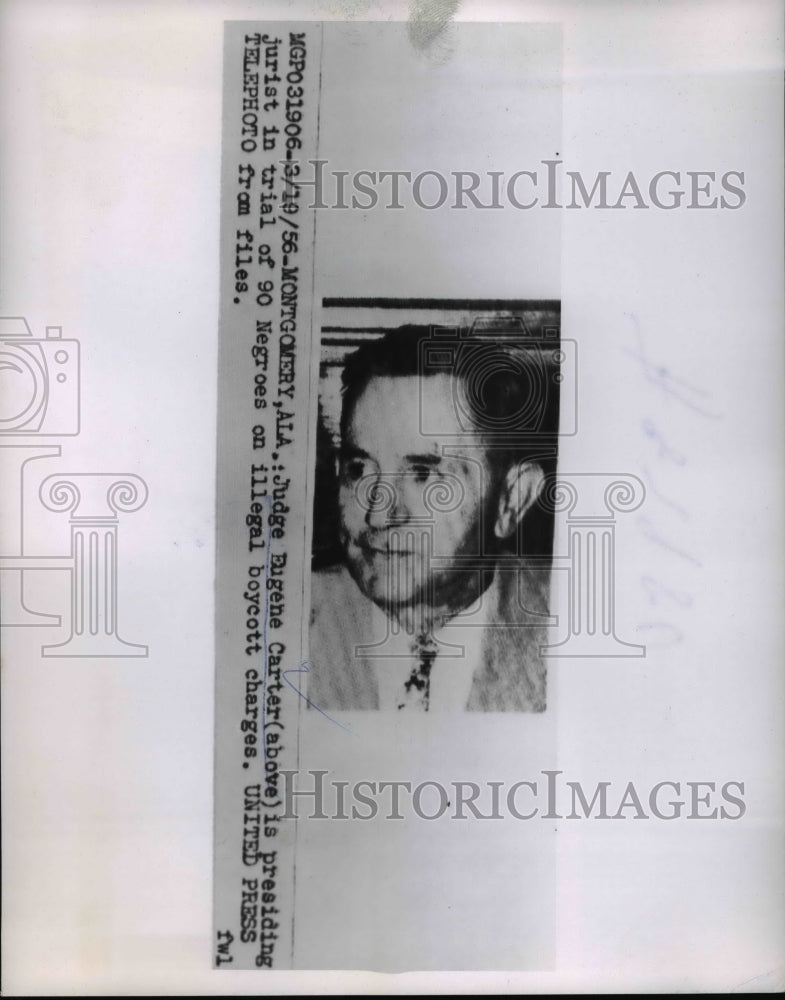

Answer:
[402,452,443,466]
[339,444,372,460]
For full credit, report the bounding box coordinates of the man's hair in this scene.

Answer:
[340,326,433,440]
[339,324,559,473]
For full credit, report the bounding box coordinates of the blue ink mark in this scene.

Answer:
[622,319,723,420]
[640,575,694,609]
[634,621,685,648]
[282,661,356,735]
[622,317,711,644]
[637,515,702,568]
[641,419,687,466]
[641,465,690,521]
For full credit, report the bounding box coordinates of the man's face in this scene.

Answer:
[338,373,499,617]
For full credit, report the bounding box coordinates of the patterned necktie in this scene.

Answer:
[397,633,438,711]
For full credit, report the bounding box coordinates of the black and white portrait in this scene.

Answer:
[308,299,563,711]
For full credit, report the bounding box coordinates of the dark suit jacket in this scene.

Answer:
[308,561,551,711]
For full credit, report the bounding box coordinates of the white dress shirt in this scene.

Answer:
[366,577,498,711]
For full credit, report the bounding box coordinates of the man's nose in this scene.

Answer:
[365,474,409,529]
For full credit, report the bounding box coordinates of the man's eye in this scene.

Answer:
[411,464,436,484]
[341,459,368,482]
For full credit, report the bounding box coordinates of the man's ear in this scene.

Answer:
[493,461,545,540]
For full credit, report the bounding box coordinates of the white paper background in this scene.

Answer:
[2,0,783,994]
